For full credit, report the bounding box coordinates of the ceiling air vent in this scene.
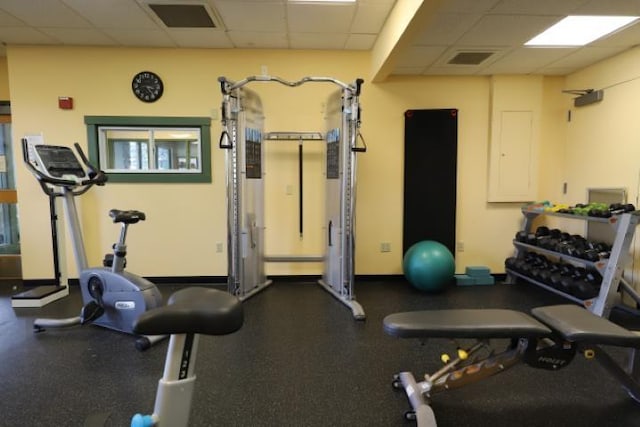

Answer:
[447,51,494,65]
[149,4,217,28]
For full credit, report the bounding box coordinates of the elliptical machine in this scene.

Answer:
[22,140,164,350]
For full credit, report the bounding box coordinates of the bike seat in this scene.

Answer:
[133,287,244,336]
[109,209,146,224]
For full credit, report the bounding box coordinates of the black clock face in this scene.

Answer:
[132,71,164,103]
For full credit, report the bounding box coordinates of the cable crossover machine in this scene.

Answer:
[218,75,366,320]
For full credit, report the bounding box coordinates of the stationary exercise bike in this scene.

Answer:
[130,287,244,427]
[23,140,164,350]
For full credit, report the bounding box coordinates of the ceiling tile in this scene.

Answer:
[591,21,640,47]
[61,0,157,29]
[0,9,26,26]
[489,0,590,15]
[168,29,233,48]
[392,67,426,75]
[480,47,578,74]
[413,13,482,45]
[287,3,355,33]
[487,46,578,69]
[38,27,117,45]
[423,66,481,75]
[535,67,579,75]
[227,31,288,48]
[344,34,376,50]
[216,1,285,32]
[0,0,90,28]
[289,32,347,49]
[396,45,447,68]
[102,29,176,47]
[546,46,628,69]
[576,0,640,15]
[439,0,501,14]
[0,27,59,44]
[457,14,561,46]
[351,2,394,33]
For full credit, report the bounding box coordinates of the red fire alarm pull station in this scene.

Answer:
[58,97,73,110]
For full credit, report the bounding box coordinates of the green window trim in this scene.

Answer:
[85,116,212,183]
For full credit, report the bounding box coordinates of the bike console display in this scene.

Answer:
[31,145,86,179]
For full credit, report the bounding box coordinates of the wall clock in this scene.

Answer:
[132,71,164,103]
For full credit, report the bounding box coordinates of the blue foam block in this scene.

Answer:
[455,274,477,286]
[465,266,491,277]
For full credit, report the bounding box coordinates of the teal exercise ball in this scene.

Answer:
[403,240,455,292]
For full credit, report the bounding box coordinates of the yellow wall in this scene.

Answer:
[0,57,9,99]
[564,47,640,288]
[8,45,566,280]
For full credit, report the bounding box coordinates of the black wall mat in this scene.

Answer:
[403,109,458,255]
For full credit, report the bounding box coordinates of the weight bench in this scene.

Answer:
[383,305,640,426]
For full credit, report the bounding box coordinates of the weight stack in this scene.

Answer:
[455,266,495,286]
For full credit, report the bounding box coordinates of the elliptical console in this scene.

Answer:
[23,140,164,350]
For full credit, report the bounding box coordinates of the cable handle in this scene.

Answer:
[74,143,108,186]
[219,130,232,149]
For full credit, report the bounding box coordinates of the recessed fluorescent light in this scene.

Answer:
[525,15,639,46]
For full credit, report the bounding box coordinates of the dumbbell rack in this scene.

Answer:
[506,208,640,317]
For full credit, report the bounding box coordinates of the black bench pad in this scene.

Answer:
[531,305,640,347]
[133,287,243,336]
[383,309,552,339]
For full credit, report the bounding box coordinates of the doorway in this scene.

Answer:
[0,112,21,279]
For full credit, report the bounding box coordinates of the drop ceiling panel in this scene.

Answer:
[576,0,640,15]
[0,9,26,26]
[457,14,561,46]
[289,32,347,49]
[423,66,484,75]
[62,0,158,29]
[344,34,377,50]
[396,46,447,68]
[546,46,628,70]
[0,27,58,44]
[227,31,288,48]
[413,13,482,45]
[0,0,638,77]
[216,1,285,32]
[489,0,590,15]
[488,47,578,69]
[103,29,176,47]
[351,2,394,34]
[439,0,501,14]
[392,67,426,75]
[0,0,89,28]
[38,27,117,45]
[481,47,578,74]
[168,29,233,48]
[287,3,355,33]
[591,22,640,47]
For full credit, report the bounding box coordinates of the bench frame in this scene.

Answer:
[386,305,640,426]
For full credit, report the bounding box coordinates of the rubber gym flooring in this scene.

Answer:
[1,278,640,427]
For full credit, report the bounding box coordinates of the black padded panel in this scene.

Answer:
[383,309,551,339]
[133,287,243,336]
[531,305,640,347]
[403,109,457,255]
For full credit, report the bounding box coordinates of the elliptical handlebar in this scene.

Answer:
[22,138,109,197]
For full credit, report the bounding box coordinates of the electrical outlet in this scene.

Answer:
[380,242,391,253]
[457,241,465,252]
[216,242,223,253]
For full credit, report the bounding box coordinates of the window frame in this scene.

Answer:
[85,116,212,183]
